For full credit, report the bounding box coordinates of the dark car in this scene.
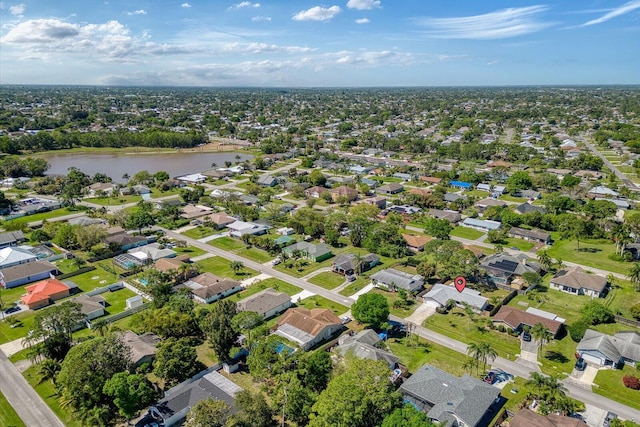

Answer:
[604,412,617,427]
[575,358,586,371]
[4,306,21,315]
[522,332,532,342]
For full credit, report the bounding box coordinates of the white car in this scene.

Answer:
[271,258,282,266]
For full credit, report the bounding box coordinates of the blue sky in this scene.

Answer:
[0,0,639,86]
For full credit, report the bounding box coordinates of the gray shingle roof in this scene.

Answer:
[578,329,640,363]
[370,268,424,292]
[236,288,291,318]
[400,364,499,427]
[424,283,488,310]
[550,267,607,293]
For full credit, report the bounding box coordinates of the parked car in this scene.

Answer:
[522,332,532,342]
[3,306,21,315]
[484,372,496,384]
[271,257,282,266]
[603,412,617,427]
[575,358,586,371]
[341,316,352,325]
[346,273,357,282]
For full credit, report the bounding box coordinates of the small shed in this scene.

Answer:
[126,295,144,310]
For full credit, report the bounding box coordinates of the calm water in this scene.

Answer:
[40,152,253,181]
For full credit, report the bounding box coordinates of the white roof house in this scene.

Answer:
[423,283,488,311]
[461,217,502,232]
[588,186,618,198]
[177,173,207,183]
[0,246,37,269]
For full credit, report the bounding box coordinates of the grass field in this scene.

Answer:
[308,272,345,290]
[594,365,640,410]
[101,288,138,315]
[228,278,301,302]
[182,226,217,239]
[5,207,87,224]
[196,256,257,279]
[424,310,521,360]
[172,245,206,258]
[545,238,626,274]
[0,390,25,427]
[22,365,82,427]
[450,226,485,240]
[209,236,247,251]
[237,247,272,263]
[387,335,467,376]
[370,288,419,318]
[295,295,349,316]
[504,237,535,252]
[85,194,141,206]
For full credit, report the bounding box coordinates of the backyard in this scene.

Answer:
[545,237,626,275]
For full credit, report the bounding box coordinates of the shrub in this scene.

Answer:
[623,375,640,390]
[569,319,589,342]
[497,324,506,333]
[581,300,614,325]
[630,303,640,321]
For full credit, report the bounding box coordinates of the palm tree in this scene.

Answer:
[479,342,497,373]
[461,357,478,375]
[537,250,553,271]
[628,262,640,291]
[466,343,483,376]
[36,358,61,388]
[461,302,475,332]
[122,173,130,184]
[230,260,244,275]
[91,319,108,337]
[531,322,552,357]
[526,372,548,397]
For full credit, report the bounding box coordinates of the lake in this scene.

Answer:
[40,152,253,181]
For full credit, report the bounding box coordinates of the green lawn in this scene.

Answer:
[387,335,467,376]
[594,364,640,410]
[172,245,206,258]
[0,390,25,427]
[504,238,535,252]
[308,272,345,290]
[228,278,301,302]
[295,295,349,316]
[22,365,82,427]
[209,236,246,251]
[182,226,217,240]
[338,277,369,296]
[6,207,87,224]
[450,226,485,240]
[545,238,626,274]
[196,256,257,279]
[499,195,527,203]
[0,312,36,344]
[370,288,419,318]
[423,310,521,360]
[86,194,141,206]
[237,247,272,263]
[101,288,138,315]
[606,279,640,320]
[64,266,120,293]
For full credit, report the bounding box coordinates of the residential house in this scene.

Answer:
[132,184,151,195]
[360,178,379,189]
[402,234,432,252]
[488,160,513,169]
[444,193,466,203]
[122,331,161,367]
[305,186,328,199]
[550,267,608,298]
[226,220,270,238]
[510,409,588,427]
[360,196,387,209]
[0,260,58,289]
[400,364,501,427]
[326,176,354,187]
[129,243,176,264]
[377,183,405,195]
[153,256,192,277]
[492,306,563,338]
[284,241,333,262]
[420,176,442,185]
[577,330,640,367]
[461,218,502,233]
[408,188,432,198]
[596,197,630,209]
[72,294,106,322]
[149,370,242,427]
[21,278,75,310]
[508,227,551,244]
[0,246,37,269]
[519,189,541,200]
[477,183,492,192]
[274,307,343,350]
[331,253,380,275]
[475,198,507,211]
[87,182,117,197]
[588,186,618,198]
[428,209,461,223]
[67,216,106,227]
[334,329,399,369]
[423,283,488,312]
[370,268,424,293]
[330,185,359,202]
[105,233,149,251]
[176,173,207,184]
[184,272,242,304]
[450,180,473,190]
[393,172,413,181]
[180,204,214,220]
[515,203,546,215]
[257,175,278,187]
[480,252,542,287]
[236,288,292,319]
[204,212,236,229]
[0,231,26,249]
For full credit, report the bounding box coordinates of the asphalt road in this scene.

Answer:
[0,350,65,427]
[165,228,640,422]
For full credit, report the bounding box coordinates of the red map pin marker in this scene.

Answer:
[454,276,466,293]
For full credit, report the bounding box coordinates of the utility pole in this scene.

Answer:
[281,386,287,427]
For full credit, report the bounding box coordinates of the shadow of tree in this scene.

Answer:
[544,350,569,363]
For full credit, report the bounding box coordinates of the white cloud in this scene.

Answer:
[181,3,191,8]
[9,3,25,15]
[293,5,341,22]
[355,18,370,24]
[251,15,271,22]
[581,0,640,26]
[346,0,381,11]
[416,5,552,39]
[487,60,499,65]
[1,19,80,43]
[126,9,147,16]
[221,42,314,54]
[228,2,260,10]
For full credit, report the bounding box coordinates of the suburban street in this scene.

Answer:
[0,351,65,427]
[579,134,638,190]
[163,229,640,422]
